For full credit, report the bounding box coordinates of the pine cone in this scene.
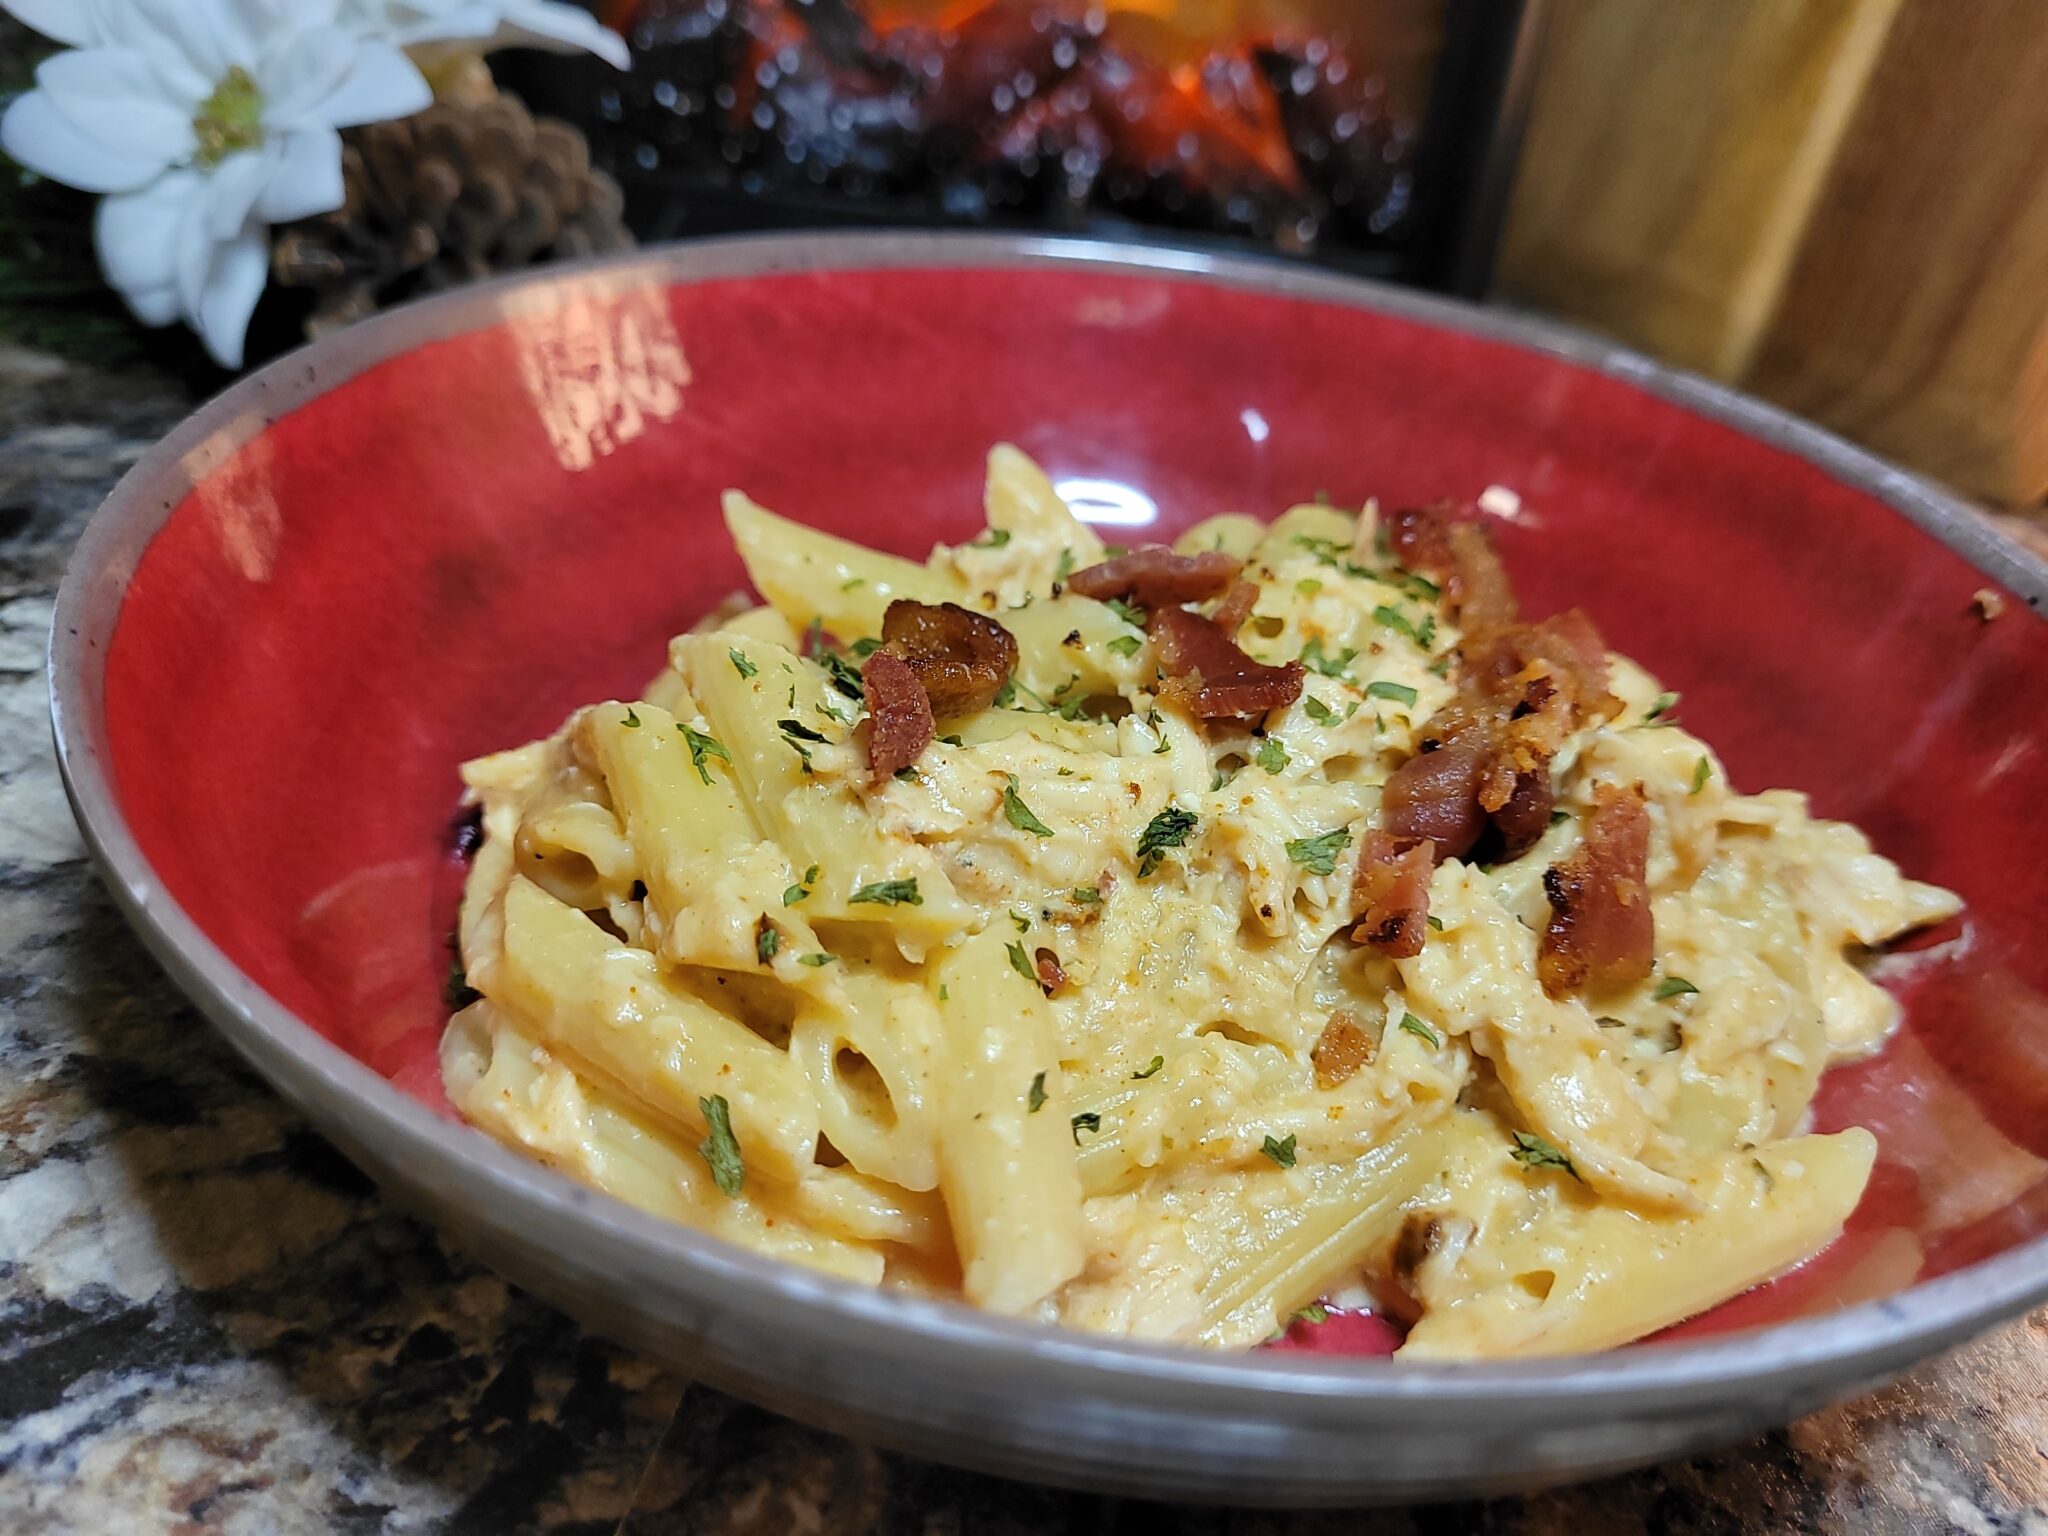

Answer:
[272,91,633,338]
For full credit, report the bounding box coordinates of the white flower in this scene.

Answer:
[0,0,432,367]
[339,0,630,70]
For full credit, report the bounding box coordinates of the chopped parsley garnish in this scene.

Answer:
[1210,764,1239,793]
[621,707,642,728]
[1053,547,1075,583]
[849,636,883,658]
[1549,808,1572,827]
[1654,975,1700,1001]
[1403,573,1441,603]
[779,718,828,742]
[973,527,1013,548]
[1373,603,1426,645]
[1364,680,1419,707]
[893,766,920,782]
[1285,828,1352,876]
[1135,806,1199,876]
[797,952,835,967]
[1509,1130,1577,1178]
[1691,756,1711,794]
[1028,1071,1048,1113]
[1071,1111,1101,1143]
[678,723,731,784]
[1011,910,1032,933]
[1105,596,1146,627]
[1295,1301,1329,1325]
[1255,736,1290,775]
[754,918,780,964]
[1260,1133,1298,1168]
[993,676,1018,708]
[1295,578,1323,597]
[1002,776,1054,836]
[1643,691,1679,725]
[849,878,921,906]
[1426,915,1445,931]
[1397,1012,1440,1047]
[782,865,820,906]
[1106,633,1142,659]
[1132,1055,1164,1080]
[728,648,757,679]
[938,984,949,1000]
[1299,636,1357,678]
[817,649,865,699]
[1006,940,1036,982]
[842,575,864,590]
[697,1094,744,1196]
[1303,695,1341,726]
[803,615,825,654]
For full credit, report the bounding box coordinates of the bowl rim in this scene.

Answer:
[49,228,2048,1419]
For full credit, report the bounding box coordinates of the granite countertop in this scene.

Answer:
[1,342,2043,1536]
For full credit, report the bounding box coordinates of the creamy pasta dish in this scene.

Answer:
[442,447,1957,1357]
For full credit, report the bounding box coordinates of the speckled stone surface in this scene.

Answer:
[1,342,2043,1535]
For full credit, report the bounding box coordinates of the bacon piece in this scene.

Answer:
[1034,948,1067,995]
[1385,503,1518,631]
[861,650,934,780]
[1381,734,1492,860]
[1351,831,1436,957]
[1312,1009,1373,1088]
[1538,783,1654,998]
[1211,578,1261,633]
[1066,545,1242,608]
[880,599,1018,717]
[1149,605,1305,721]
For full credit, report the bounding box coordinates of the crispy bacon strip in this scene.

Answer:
[1386,503,1518,631]
[880,599,1019,717]
[1312,1009,1373,1088]
[1149,605,1305,720]
[1034,947,1067,995]
[861,650,934,780]
[1383,610,1620,864]
[1211,578,1261,633]
[1067,545,1242,607]
[1538,783,1654,998]
[1351,831,1436,957]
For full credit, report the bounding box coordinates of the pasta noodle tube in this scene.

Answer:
[725,491,964,639]
[1399,1129,1877,1359]
[928,931,1086,1313]
[494,875,820,1184]
[444,1002,883,1285]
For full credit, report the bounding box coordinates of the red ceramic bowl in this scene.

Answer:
[51,234,2048,1504]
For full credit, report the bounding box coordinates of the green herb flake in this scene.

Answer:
[779,718,828,743]
[621,706,642,728]
[1654,975,1700,1001]
[1295,578,1323,597]
[1255,736,1290,775]
[1006,940,1037,983]
[849,878,922,907]
[1132,1055,1164,1080]
[697,1094,744,1196]
[1691,756,1711,794]
[817,649,866,700]
[1210,765,1239,793]
[1643,691,1680,726]
[993,676,1018,709]
[678,723,731,784]
[1105,596,1146,627]
[1053,547,1075,584]
[974,527,1013,548]
[1509,1130,1578,1178]
[1135,806,1199,877]
[1397,1012,1441,1048]
[780,864,820,908]
[1260,1133,1298,1168]
[1285,827,1353,876]
[1010,910,1032,933]
[1295,1301,1329,1325]
[1300,636,1358,679]
[1303,695,1340,726]
[1549,808,1572,827]
[938,984,949,1001]
[1106,633,1142,659]
[842,575,865,590]
[1028,1071,1048,1113]
[754,918,780,964]
[849,636,883,658]
[1071,1111,1101,1144]
[1426,915,1445,932]
[728,648,758,679]
[1001,775,1054,837]
[798,952,835,968]
[1373,603,1426,645]
[1364,680,1419,707]
[1404,573,1441,603]
[893,766,920,782]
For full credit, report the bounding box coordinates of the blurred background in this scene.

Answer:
[5,0,2045,512]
